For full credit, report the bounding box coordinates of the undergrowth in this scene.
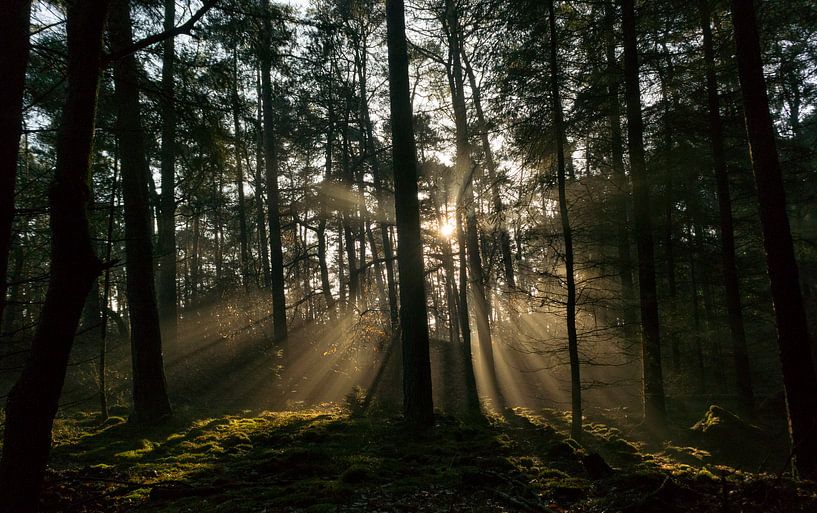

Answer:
[29,405,817,512]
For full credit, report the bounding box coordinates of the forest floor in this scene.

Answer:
[30,402,817,512]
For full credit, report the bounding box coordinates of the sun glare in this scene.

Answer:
[439,220,456,239]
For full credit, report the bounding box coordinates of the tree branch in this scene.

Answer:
[103,0,220,65]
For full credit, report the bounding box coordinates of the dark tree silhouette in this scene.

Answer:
[730,0,817,479]
[0,1,111,509]
[0,0,31,331]
[621,0,666,431]
[259,0,288,342]
[109,0,172,423]
[385,0,434,427]
[547,0,581,442]
[699,0,754,415]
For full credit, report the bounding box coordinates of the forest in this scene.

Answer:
[1,0,817,511]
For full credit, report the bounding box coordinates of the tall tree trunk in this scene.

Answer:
[98,159,119,421]
[730,0,817,479]
[318,55,335,309]
[233,51,251,292]
[621,0,666,430]
[461,52,515,290]
[109,0,172,423]
[259,0,287,342]
[341,98,359,309]
[0,1,109,508]
[604,4,636,346]
[658,68,679,372]
[191,211,201,303]
[548,0,582,441]
[338,223,347,304]
[457,210,480,413]
[356,41,399,329]
[385,0,434,427]
[446,0,500,409]
[157,0,177,347]
[0,0,31,330]
[254,71,271,288]
[700,0,754,414]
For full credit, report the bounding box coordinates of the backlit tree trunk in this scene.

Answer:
[0,1,110,508]
[157,0,178,347]
[730,0,817,478]
[385,0,434,427]
[259,0,287,341]
[548,0,582,441]
[700,0,754,415]
[621,0,666,431]
[0,0,31,330]
[110,0,172,423]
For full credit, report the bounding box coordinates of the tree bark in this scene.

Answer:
[259,0,287,341]
[233,50,251,292]
[603,4,636,347]
[621,0,666,430]
[157,0,177,347]
[548,0,582,442]
[461,51,515,290]
[356,37,399,329]
[109,0,172,423]
[700,0,754,414]
[445,0,501,409]
[730,0,817,479]
[0,1,109,509]
[0,0,31,330]
[254,69,271,289]
[385,0,434,427]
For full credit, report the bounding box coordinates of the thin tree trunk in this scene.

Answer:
[548,0,582,441]
[730,0,817,478]
[341,97,359,309]
[604,4,636,347]
[0,1,109,508]
[699,0,754,414]
[385,0,434,427]
[356,41,399,328]
[157,0,177,347]
[233,51,251,292]
[457,210,479,413]
[446,0,500,409]
[621,0,666,430]
[259,0,287,342]
[0,0,31,329]
[98,157,120,421]
[109,0,172,423]
[254,70,271,288]
[461,51,515,290]
[318,55,335,309]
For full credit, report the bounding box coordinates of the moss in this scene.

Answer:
[340,465,370,484]
[36,406,814,513]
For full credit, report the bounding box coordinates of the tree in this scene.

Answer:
[699,0,754,415]
[109,0,172,423]
[547,0,581,441]
[157,0,178,347]
[444,0,501,409]
[621,0,666,431]
[730,0,817,479]
[385,0,434,427]
[259,0,288,342]
[0,1,111,509]
[0,0,31,331]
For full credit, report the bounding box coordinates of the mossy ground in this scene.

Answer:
[35,405,817,512]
